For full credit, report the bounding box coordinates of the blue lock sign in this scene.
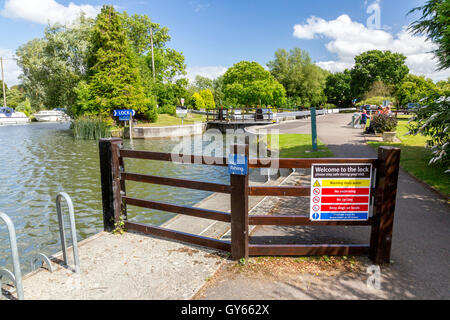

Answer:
[228,154,248,175]
[113,109,135,117]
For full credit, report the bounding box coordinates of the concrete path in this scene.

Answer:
[198,113,450,300]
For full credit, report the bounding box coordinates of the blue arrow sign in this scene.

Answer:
[113,109,135,117]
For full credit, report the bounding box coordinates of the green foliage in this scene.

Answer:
[191,92,205,110]
[409,0,450,70]
[350,50,409,99]
[408,93,449,167]
[199,89,215,110]
[194,75,214,91]
[16,99,32,117]
[6,87,25,109]
[72,116,111,140]
[358,96,394,107]
[395,74,439,106]
[324,70,352,107]
[371,113,398,133]
[268,48,328,107]
[157,104,176,116]
[223,61,286,107]
[16,15,94,111]
[85,5,150,118]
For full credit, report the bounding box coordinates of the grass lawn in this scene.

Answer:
[136,113,206,127]
[367,115,449,196]
[268,134,334,158]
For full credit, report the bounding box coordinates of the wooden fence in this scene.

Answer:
[99,138,400,265]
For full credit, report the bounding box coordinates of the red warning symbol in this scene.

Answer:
[313,188,320,195]
[312,204,320,212]
[313,196,321,203]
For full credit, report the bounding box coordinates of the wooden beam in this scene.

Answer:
[125,221,231,252]
[120,149,227,166]
[122,172,231,194]
[249,158,378,168]
[123,196,231,223]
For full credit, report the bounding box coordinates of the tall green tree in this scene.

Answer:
[223,61,286,107]
[409,0,450,70]
[82,5,150,118]
[350,50,409,99]
[324,70,352,107]
[16,15,94,111]
[267,48,328,107]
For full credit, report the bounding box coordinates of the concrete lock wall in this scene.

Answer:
[127,123,207,139]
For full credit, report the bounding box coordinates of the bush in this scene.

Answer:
[157,104,176,116]
[371,113,398,133]
[145,108,158,122]
[72,116,111,140]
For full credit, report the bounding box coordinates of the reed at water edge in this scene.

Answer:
[72,117,112,140]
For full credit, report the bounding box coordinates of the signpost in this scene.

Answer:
[176,106,187,125]
[310,107,318,151]
[113,109,135,142]
[310,163,372,221]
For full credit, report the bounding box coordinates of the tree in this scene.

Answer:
[83,5,151,118]
[267,48,328,107]
[194,75,214,91]
[324,70,352,107]
[408,92,449,168]
[409,0,450,70]
[350,50,409,99]
[395,74,437,106]
[199,89,215,110]
[222,61,286,107]
[190,92,205,110]
[16,15,94,111]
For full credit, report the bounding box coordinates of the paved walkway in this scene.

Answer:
[199,113,450,300]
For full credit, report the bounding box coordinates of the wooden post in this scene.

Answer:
[370,146,401,264]
[99,138,125,231]
[230,143,249,260]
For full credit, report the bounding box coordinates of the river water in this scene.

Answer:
[0,123,231,273]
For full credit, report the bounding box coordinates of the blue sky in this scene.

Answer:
[0,0,448,86]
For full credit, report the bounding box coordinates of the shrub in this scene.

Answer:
[157,104,176,116]
[145,108,158,122]
[371,113,398,133]
[72,116,111,140]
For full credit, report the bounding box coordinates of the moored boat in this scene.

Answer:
[0,107,30,125]
[33,109,71,122]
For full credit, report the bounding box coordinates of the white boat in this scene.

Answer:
[0,107,30,125]
[33,109,70,122]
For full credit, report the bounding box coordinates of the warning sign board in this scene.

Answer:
[310,164,372,221]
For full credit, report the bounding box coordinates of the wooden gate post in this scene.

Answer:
[99,138,125,232]
[370,146,401,264]
[230,143,249,260]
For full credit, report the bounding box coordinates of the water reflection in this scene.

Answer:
[0,123,229,273]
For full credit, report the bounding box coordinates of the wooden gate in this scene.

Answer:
[99,138,400,265]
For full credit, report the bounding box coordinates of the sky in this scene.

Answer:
[0,0,449,87]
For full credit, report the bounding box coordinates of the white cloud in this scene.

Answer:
[0,49,21,87]
[293,14,450,81]
[185,66,227,82]
[1,0,100,25]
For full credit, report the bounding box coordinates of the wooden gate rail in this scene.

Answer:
[99,138,400,265]
[123,196,231,223]
[125,221,231,252]
[121,172,232,194]
[120,149,228,166]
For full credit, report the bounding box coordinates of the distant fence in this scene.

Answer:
[191,108,356,122]
[99,138,399,265]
